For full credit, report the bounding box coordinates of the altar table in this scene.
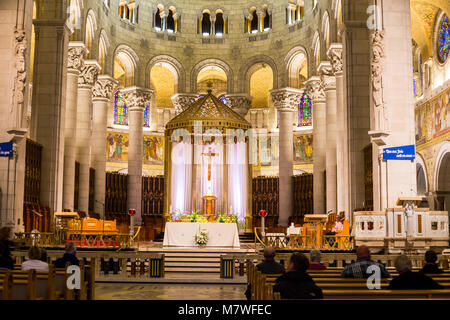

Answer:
[163,222,240,248]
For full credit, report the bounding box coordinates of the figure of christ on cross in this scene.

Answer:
[201,146,218,182]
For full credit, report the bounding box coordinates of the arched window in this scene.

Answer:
[215,12,224,36]
[263,8,271,31]
[143,104,150,127]
[114,90,128,125]
[218,95,228,105]
[250,9,258,33]
[298,91,312,127]
[202,12,211,35]
[154,7,163,30]
[167,9,175,32]
[437,14,449,63]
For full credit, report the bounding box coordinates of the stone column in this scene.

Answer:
[63,42,86,211]
[250,110,257,128]
[157,108,164,132]
[75,60,100,215]
[305,77,326,214]
[327,43,347,217]
[92,75,117,217]
[122,87,153,225]
[262,109,269,128]
[224,94,252,118]
[31,1,70,213]
[270,88,303,226]
[318,62,337,215]
[171,93,197,115]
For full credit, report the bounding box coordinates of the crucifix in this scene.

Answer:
[201,146,218,181]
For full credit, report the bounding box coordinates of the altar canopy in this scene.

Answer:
[165,90,251,224]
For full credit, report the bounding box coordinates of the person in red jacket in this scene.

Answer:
[308,250,327,270]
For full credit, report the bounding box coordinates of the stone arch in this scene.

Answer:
[113,44,139,87]
[433,141,450,192]
[321,10,331,50]
[146,55,185,92]
[416,153,428,196]
[311,30,321,72]
[84,8,97,58]
[238,54,278,93]
[98,29,110,74]
[284,45,309,88]
[190,58,233,93]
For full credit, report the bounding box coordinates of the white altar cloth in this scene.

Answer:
[163,222,240,247]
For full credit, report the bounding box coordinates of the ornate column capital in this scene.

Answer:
[304,77,326,102]
[67,41,87,74]
[171,93,198,114]
[121,86,153,111]
[78,60,100,88]
[93,75,118,101]
[317,61,336,91]
[224,93,252,118]
[327,43,343,76]
[270,87,304,112]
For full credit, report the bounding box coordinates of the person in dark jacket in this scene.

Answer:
[54,243,79,268]
[273,252,323,299]
[420,250,443,274]
[245,247,285,299]
[0,227,14,270]
[388,255,443,290]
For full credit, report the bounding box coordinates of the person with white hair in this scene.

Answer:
[308,250,327,270]
[387,255,443,290]
[54,242,80,268]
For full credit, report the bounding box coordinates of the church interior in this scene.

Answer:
[0,0,450,301]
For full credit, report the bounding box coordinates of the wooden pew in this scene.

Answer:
[0,272,13,300]
[0,269,36,300]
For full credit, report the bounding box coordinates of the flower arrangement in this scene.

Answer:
[194,227,208,246]
[217,213,238,223]
[189,210,200,222]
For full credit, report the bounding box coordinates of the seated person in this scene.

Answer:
[0,227,14,270]
[308,250,327,270]
[388,255,443,290]
[420,250,444,274]
[22,246,49,271]
[341,245,390,278]
[273,252,323,299]
[245,247,285,300]
[54,243,79,268]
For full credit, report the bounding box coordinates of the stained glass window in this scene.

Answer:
[438,14,449,63]
[298,91,312,127]
[143,104,150,127]
[114,90,128,125]
[219,95,228,105]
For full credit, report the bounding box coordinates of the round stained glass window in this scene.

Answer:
[437,14,449,63]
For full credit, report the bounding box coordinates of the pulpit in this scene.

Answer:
[303,214,328,248]
[202,195,217,217]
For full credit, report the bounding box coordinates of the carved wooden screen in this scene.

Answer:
[105,172,128,218]
[252,176,279,227]
[363,144,374,210]
[88,168,95,215]
[293,173,313,217]
[74,161,80,211]
[142,176,164,216]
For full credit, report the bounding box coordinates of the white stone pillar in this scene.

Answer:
[122,87,153,225]
[171,93,197,115]
[31,2,70,214]
[92,75,117,217]
[224,94,252,118]
[327,44,346,217]
[271,88,303,226]
[318,62,337,215]
[75,60,100,215]
[63,42,86,211]
[250,110,257,128]
[305,77,326,214]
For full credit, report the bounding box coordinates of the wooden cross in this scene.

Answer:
[201,147,218,181]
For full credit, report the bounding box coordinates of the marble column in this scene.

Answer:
[122,87,153,225]
[270,88,303,226]
[224,94,252,118]
[318,62,337,215]
[63,42,86,211]
[75,60,100,215]
[327,44,346,217]
[305,77,326,214]
[92,75,117,217]
[171,93,198,115]
[31,1,70,213]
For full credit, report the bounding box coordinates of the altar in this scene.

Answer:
[163,222,240,248]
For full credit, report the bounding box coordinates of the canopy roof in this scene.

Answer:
[165,90,251,132]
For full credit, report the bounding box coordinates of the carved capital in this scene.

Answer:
[171,93,198,114]
[121,86,153,111]
[78,60,100,87]
[224,93,252,118]
[304,77,325,102]
[327,43,343,75]
[317,61,336,91]
[93,75,118,101]
[270,88,303,112]
[67,42,87,72]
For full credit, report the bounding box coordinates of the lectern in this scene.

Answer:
[303,214,328,249]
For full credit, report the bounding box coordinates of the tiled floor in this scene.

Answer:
[95,283,247,300]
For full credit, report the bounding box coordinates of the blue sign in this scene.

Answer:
[383,144,415,160]
[0,141,13,157]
